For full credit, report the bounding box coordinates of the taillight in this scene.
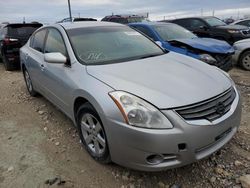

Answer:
[3,38,18,44]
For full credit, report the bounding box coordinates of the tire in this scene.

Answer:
[77,102,111,163]
[2,54,15,71]
[23,68,38,97]
[239,50,250,71]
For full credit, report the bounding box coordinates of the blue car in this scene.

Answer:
[129,22,235,71]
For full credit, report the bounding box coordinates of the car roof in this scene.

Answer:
[104,14,144,18]
[3,23,42,27]
[172,16,216,21]
[129,21,173,26]
[58,21,125,30]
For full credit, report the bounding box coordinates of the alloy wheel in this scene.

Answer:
[81,113,106,155]
[242,54,250,70]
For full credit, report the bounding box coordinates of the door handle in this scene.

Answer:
[40,64,45,71]
[25,53,29,60]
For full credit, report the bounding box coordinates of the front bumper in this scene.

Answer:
[104,90,242,171]
[232,49,242,65]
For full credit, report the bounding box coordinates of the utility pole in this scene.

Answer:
[67,0,72,21]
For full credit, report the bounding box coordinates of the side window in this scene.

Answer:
[238,20,250,27]
[44,28,66,56]
[31,29,47,52]
[134,26,154,40]
[189,19,206,29]
[0,27,7,40]
[173,19,190,29]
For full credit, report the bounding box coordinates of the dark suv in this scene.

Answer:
[101,14,148,24]
[168,16,250,44]
[0,23,42,70]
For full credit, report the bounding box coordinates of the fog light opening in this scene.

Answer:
[178,143,187,151]
[146,154,164,165]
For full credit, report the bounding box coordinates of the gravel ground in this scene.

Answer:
[0,63,249,188]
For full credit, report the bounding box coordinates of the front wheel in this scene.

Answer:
[239,51,250,71]
[23,68,38,96]
[77,103,111,163]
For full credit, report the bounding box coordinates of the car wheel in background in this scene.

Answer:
[23,68,38,96]
[77,102,111,163]
[3,55,15,71]
[239,50,250,71]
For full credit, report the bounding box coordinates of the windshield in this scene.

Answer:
[127,17,147,23]
[67,26,164,65]
[153,24,197,41]
[204,17,227,27]
[7,24,42,39]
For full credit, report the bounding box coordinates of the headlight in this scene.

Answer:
[109,91,173,129]
[227,30,241,34]
[199,54,217,65]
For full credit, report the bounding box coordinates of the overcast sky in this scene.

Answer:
[1,0,250,23]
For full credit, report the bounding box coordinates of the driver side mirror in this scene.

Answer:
[44,52,67,64]
[199,25,208,30]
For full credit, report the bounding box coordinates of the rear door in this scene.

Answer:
[27,29,48,93]
[188,19,210,37]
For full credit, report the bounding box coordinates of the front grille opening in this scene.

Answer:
[195,127,233,154]
[215,127,232,141]
[175,87,236,122]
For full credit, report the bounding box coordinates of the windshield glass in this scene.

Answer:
[8,24,42,38]
[127,17,147,23]
[153,24,197,41]
[204,17,227,26]
[67,26,164,65]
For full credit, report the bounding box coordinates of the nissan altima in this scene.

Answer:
[20,22,241,171]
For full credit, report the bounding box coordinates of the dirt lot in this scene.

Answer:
[0,63,249,188]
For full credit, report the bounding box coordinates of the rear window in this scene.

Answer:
[7,24,42,38]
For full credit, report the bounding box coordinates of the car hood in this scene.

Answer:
[216,24,248,30]
[169,38,234,54]
[87,52,232,109]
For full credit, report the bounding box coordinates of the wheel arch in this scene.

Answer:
[238,48,250,63]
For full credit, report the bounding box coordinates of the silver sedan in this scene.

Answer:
[233,39,250,71]
[20,22,241,171]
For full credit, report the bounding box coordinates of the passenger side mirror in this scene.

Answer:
[44,52,67,64]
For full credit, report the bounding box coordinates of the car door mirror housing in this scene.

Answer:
[199,25,208,30]
[44,52,67,64]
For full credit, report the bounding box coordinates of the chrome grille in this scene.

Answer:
[175,88,236,121]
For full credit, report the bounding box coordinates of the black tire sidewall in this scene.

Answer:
[77,103,110,163]
[239,51,250,71]
[23,68,37,96]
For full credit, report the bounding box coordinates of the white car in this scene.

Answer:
[233,39,250,71]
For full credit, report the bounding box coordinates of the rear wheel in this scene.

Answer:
[23,68,38,96]
[239,50,250,71]
[77,102,111,163]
